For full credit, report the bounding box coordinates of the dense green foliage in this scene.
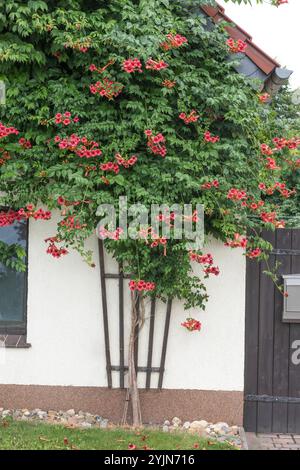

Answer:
[269,89,300,226]
[0,0,298,308]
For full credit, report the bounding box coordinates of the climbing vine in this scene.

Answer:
[0,0,298,424]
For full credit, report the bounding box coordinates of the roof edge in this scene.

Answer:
[200,3,281,75]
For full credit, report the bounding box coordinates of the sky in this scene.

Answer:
[218,0,300,90]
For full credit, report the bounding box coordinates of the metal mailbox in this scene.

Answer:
[282,274,300,323]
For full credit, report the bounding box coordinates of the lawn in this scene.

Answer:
[0,418,237,450]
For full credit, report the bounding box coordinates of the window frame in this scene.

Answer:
[0,216,28,335]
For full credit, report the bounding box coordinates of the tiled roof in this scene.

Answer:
[200,3,280,74]
[200,3,292,94]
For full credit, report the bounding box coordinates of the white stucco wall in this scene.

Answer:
[0,214,246,391]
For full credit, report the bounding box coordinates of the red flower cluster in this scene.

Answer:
[204,266,220,276]
[273,137,300,150]
[0,207,51,227]
[248,200,265,211]
[204,131,219,143]
[189,251,219,275]
[274,0,288,5]
[160,33,188,51]
[100,153,138,174]
[259,93,270,103]
[89,60,124,99]
[115,153,138,168]
[146,58,168,71]
[179,110,199,125]
[60,216,86,231]
[184,210,199,223]
[145,130,167,157]
[45,237,68,258]
[261,211,277,224]
[260,211,285,228]
[226,38,247,53]
[122,58,142,73]
[139,226,167,254]
[156,212,176,224]
[225,233,248,249]
[56,134,102,158]
[266,157,280,170]
[98,226,123,240]
[57,197,89,207]
[89,60,115,74]
[260,144,273,156]
[259,181,296,198]
[247,248,262,259]
[129,280,156,292]
[150,236,167,249]
[0,210,22,227]
[227,188,247,201]
[181,318,201,332]
[19,137,32,149]
[55,112,79,125]
[201,179,219,190]
[19,206,52,220]
[100,162,120,174]
[90,78,124,100]
[162,79,176,89]
[0,122,19,139]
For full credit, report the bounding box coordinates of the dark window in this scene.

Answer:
[0,220,28,334]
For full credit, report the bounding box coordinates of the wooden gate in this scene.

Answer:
[244,229,300,433]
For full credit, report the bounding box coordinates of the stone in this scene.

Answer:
[169,426,178,432]
[188,421,208,436]
[230,425,239,435]
[81,422,92,429]
[84,414,95,424]
[172,417,182,427]
[190,420,208,430]
[66,417,78,427]
[74,415,85,423]
[182,421,190,429]
[0,407,111,430]
[162,425,169,433]
[99,419,108,429]
[213,422,230,434]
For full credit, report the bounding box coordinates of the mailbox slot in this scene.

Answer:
[282,274,300,323]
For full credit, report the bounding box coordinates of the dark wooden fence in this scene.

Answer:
[244,229,300,433]
[98,240,172,390]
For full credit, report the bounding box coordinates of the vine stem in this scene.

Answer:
[122,291,143,427]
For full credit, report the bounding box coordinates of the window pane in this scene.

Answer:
[0,221,27,324]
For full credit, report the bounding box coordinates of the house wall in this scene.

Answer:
[0,214,246,423]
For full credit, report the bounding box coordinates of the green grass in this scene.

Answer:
[0,418,237,450]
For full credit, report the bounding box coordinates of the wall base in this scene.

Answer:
[0,385,243,425]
